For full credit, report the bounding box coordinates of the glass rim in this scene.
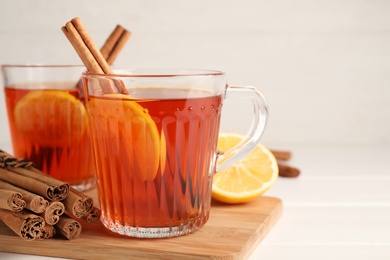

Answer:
[1,65,225,77]
[82,68,225,78]
[1,65,225,78]
[1,64,85,69]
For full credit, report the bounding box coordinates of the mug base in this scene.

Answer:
[101,214,209,238]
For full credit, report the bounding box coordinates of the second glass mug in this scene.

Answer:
[82,69,268,238]
[1,65,95,191]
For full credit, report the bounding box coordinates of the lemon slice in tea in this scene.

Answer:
[212,133,278,204]
[87,93,161,182]
[14,90,87,147]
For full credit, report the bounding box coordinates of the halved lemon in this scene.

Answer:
[87,93,162,182]
[14,90,87,147]
[212,133,278,204]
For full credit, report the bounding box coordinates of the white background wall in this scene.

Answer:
[0,0,389,147]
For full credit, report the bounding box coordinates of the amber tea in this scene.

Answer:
[2,65,95,191]
[87,88,222,236]
[83,69,268,238]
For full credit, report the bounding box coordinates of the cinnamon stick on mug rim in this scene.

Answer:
[62,18,110,74]
[75,24,131,100]
[101,24,132,65]
[61,17,128,94]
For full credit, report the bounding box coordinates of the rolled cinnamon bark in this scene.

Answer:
[56,216,82,240]
[0,149,70,201]
[64,17,112,74]
[81,206,101,223]
[0,149,34,168]
[74,23,131,99]
[0,209,45,240]
[8,167,69,201]
[0,189,26,212]
[100,24,131,65]
[40,201,65,225]
[0,167,69,201]
[270,150,292,161]
[61,17,128,94]
[0,180,49,213]
[38,224,56,240]
[278,163,300,178]
[63,187,93,218]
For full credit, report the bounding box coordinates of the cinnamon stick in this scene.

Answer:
[17,167,69,201]
[40,201,65,225]
[0,189,25,212]
[0,168,68,202]
[0,149,34,168]
[101,25,132,65]
[63,187,93,218]
[76,24,131,100]
[81,206,101,223]
[278,163,300,178]
[62,18,107,74]
[38,224,56,240]
[271,150,292,161]
[0,150,70,201]
[0,150,100,240]
[0,180,49,213]
[61,17,128,94]
[56,216,82,240]
[0,209,45,240]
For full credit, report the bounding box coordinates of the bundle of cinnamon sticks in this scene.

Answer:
[0,150,100,240]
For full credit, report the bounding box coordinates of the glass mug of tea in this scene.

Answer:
[82,69,268,238]
[1,64,95,191]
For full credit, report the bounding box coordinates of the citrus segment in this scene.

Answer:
[160,129,167,175]
[14,90,87,147]
[87,93,162,182]
[212,133,278,204]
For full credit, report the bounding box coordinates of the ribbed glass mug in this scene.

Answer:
[82,69,268,238]
[2,65,95,191]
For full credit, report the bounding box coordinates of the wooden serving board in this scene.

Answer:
[0,194,282,259]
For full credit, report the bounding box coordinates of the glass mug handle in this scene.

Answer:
[216,85,269,171]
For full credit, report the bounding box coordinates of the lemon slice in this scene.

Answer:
[14,90,87,147]
[212,133,278,204]
[87,93,161,182]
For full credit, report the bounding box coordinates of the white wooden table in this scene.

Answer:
[1,142,390,259]
[251,143,390,259]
